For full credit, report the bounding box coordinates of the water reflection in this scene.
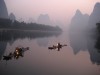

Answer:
[0,30,61,42]
[69,31,100,65]
[0,30,62,61]
[69,32,88,54]
[36,38,49,47]
[0,30,100,75]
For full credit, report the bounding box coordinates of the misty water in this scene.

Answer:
[0,30,100,75]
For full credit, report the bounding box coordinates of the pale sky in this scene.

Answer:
[4,0,100,25]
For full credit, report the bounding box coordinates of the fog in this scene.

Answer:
[4,0,100,28]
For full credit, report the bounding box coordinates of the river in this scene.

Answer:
[0,30,100,75]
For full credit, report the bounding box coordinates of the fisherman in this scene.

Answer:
[57,43,62,48]
[57,43,62,51]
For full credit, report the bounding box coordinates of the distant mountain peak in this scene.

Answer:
[71,9,83,21]
[94,2,100,8]
[93,2,100,12]
[37,14,52,25]
[88,2,100,29]
[75,9,82,15]
[76,9,81,13]
[70,9,89,32]
[9,13,16,21]
[0,0,8,19]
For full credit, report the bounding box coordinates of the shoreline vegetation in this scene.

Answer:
[0,18,62,32]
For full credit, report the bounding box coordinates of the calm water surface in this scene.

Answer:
[0,30,100,75]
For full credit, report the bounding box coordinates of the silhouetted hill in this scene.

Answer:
[9,13,16,22]
[69,10,89,54]
[28,18,35,23]
[88,2,100,30]
[70,9,89,32]
[0,0,8,19]
[37,14,52,25]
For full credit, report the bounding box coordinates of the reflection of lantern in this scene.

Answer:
[17,52,19,55]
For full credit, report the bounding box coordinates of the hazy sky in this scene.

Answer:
[5,0,100,25]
